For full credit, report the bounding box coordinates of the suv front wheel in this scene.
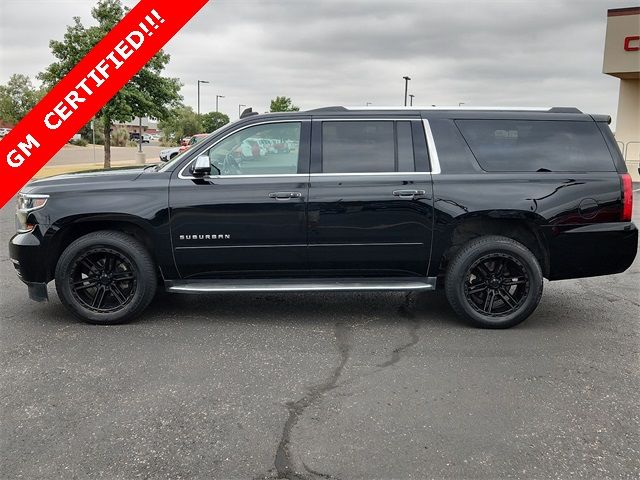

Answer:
[445,235,544,328]
[55,231,157,325]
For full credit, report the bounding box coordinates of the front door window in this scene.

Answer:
[201,122,302,176]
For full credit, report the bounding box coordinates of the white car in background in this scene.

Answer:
[159,146,181,162]
[0,127,11,137]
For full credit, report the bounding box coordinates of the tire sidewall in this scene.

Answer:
[55,233,155,325]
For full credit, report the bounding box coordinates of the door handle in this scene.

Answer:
[268,191,303,200]
[392,189,425,199]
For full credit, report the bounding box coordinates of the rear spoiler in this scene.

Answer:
[590,114,612,124]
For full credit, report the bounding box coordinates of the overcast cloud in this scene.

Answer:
[0,0,637,125]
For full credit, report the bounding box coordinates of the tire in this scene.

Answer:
[444,235,543,329]
[55,231,157,325]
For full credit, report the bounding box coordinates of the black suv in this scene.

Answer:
[9,106,637,328]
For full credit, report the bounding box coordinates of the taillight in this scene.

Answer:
[621,173,633,222]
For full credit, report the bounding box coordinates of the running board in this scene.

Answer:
[165,277,437,294]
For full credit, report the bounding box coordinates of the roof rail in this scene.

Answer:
[547,107,583,114]
[305,106,584,113]
[306,106,348,113]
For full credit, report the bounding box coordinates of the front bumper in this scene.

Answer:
[545,221,638,280]
[9,229,50,301]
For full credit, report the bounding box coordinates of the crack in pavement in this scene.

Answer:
[272,322,352,480]
[302,461,341,479]
[376,293,421,369]
[267,293,422,480]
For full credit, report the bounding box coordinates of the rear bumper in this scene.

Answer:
[544,222,638,280]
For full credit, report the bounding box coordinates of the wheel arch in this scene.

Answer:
[45,214,159,281]
[435,210,550,279]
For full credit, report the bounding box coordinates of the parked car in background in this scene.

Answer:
[142,133,154,143]
[244,138,267,157]
[9,106,637,328]
[179,134,208,153]
[129,132,149,143]
[0,127,11,137]
[159,146,181,162]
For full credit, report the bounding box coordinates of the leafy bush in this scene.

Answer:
[69,138,88,146]
[111,127,129,147]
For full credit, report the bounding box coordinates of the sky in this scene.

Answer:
[0,0,637,124]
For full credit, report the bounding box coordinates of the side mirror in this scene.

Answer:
[192,155,211,177]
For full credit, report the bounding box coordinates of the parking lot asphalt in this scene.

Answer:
[1,193,639,480]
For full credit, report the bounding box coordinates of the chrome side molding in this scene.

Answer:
[166,277,437,294]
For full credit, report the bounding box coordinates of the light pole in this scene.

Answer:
[197,80,210,116]
[135,116,146,165]
[91,118,96,164]
[216,95,225,113]
[366,102,372,106]
[458,102,465,107]
[409,94,415,107]
[403,76,411,106]
[239,104,246,118]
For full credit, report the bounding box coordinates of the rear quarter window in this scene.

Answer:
[455,120,615,172]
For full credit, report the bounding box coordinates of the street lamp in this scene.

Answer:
[409,94,415,107]
[366,102,372,107]
[135,115,146,165]
[197,80,210,116]
[458,102,465,107]
[239,104,246,118]
[216,95,225,113]
[403,76,411,106]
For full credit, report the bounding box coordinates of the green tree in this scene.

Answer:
[0,74,43,124]
[270,96,300,112]
[158,105,202,145]
[201,111,230,133]
[38,0,181,168]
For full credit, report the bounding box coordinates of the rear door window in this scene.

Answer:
[321,121,419,173]
[455,120,615,172]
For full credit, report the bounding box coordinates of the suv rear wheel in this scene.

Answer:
[445,235,543,328]
[55,231,157,325]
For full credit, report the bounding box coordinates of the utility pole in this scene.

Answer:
[409,94,415,106]
[403,76,411,106]
[216,95,225,113]
[239,104,246,118]
[197,80,210,116]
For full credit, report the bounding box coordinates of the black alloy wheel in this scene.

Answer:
[464,253,529,317]
[445,235,544,328]
[69,247,137,313]
[55,231,157,325]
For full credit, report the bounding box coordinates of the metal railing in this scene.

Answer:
[617,140,640,173]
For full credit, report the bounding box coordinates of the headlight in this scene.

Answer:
[17,193,49,212]
[16,193,49,233]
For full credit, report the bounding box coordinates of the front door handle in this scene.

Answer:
[392,189,425,199]
[269,191,303,200]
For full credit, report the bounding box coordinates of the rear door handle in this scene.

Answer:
[268,191,303,200]
[392,189,425,199]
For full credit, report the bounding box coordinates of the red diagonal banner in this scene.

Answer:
[0,0,209,207]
